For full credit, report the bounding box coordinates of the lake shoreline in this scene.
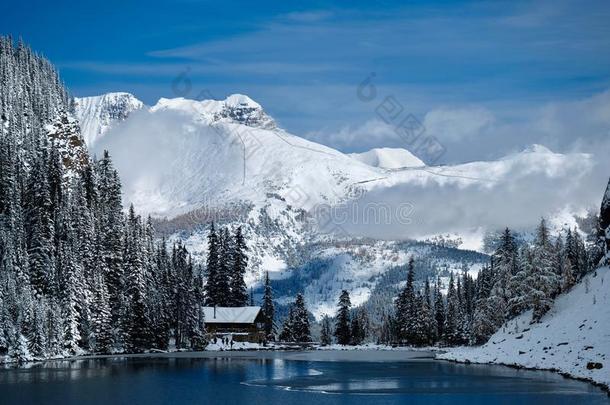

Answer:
[51,347,438,363]
[438,355,610,395]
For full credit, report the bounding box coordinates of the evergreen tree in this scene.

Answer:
[96,151,124,320]
[598,177,610,266]
[423,278,438,344]
[529,219,560,322]
[229,226,248,306]
[279,306,295,342]
[433,276,445,341]
[292,293,311,342]
[58,242,83,354]
[350,308,368,345]
[25,149,55,297]
[320,315,332,346]
[443,273,460,345]
[91,273,112,353]
[395,257,416,343]
[261,271,275,338]
[564,229,580,285]
[554,234,574,292]
[507,246,532,317]
[217,228,232,306]
[334,290,351,345]
[378,312,396,345]
[204,223,220,306]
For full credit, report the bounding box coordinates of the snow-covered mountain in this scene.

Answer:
[440,266,610,390]
[76,91,597,314]
[151,94,277,130]
[95,93,384,215]
[349,147,424,169]
[74,92,144,147]
[90,92,593,222]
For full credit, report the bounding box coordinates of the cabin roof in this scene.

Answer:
[202,306,262,324]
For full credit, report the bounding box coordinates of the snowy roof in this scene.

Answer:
[202,306,262,324]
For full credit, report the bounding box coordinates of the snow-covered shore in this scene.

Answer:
[6,348,434,366]
[438,267,609,391]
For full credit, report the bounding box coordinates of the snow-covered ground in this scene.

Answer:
[438,266,610,390]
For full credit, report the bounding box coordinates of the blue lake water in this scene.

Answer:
[0,351,607,404]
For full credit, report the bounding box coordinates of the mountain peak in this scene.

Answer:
[213,93,275,130]
[223,93,262,109]
[349,147,425,169]
[74,92,144,147]
[152,93,276,130]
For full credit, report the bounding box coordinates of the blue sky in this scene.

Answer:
[3,0,610,162]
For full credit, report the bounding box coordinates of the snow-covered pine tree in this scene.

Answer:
[411,293,429,346]
[124,206,152,352]
[599,178,610,266]
[572,230,588,279]
[204,223,220,306]
[261,271,275,338]
[91,273,112,353]
[433,276,445,342]
[96,151,124,320]
[189,304,206,351]
[378,311,396,345]
[455,278,469,344]
[461,269,475,320]
[335,289,351,345]
[564,228,580,285]
[488,228,518,318]
[529,219,560,322]
[149,238,171,351]
[320,315,332,346]
[216,227,232,306]
[350,307,368,345]
[423,278,437,344]
[553,234,573,293]
[279,305,295,342]
[24,148,55,298]
[506,245,532,317]
[443,273,461,345]
[171,242,200,349]
[292,293,311,342]
[229,226,248,307]
[471,235,516,343]
[394,257,416,343]
[58,241,83,354]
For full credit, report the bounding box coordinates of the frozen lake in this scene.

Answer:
[0,350,607,404]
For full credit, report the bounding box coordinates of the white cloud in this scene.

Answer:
[423,107,495,142]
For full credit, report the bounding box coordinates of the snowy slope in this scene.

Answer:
[349,147,424,169]
[96,94,384,215]
[73,92,144,147]
[439,267,610,389]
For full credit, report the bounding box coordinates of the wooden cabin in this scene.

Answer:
[203,306,266,343]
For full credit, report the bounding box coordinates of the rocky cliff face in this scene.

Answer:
[73,92,144,147]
